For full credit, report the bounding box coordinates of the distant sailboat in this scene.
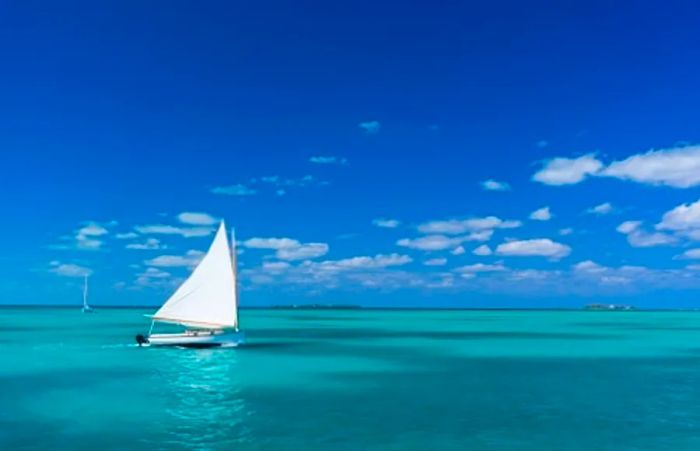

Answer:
[82,274,95,313]
[136,221,244,348]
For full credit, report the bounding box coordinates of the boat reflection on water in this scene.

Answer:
[154,349,252,449]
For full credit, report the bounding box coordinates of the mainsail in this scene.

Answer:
[153,221,238,329]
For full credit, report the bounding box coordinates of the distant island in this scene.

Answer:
[584,303,636,311]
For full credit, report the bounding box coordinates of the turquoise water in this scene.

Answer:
[2,309,700,450]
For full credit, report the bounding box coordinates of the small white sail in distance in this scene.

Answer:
[152,221,238,329]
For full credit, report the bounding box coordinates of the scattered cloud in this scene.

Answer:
[145,250,205,268]
[177,212,218,226]
[242,236,329,260]
[559,228,574,236]
[529,206,552,221]
[675,248,700,260]
[536,140,549,148]
[495,239,571,260]
[397,233,490,251]
[126,238,166,250]
[656,199,700,235]
[359,120,380,134]
[451,246,466,255]
[70,222,111,250]
[277,243,329,261]
[587,202,613,215]
[261,261,292,273]
[309,156,348,165]
[211,184,257,196]
[243,237,301,250]
[532,154,603,185]
[134,267,177,289]
[481,179,510,191]
[424,258,447,266]
[573,260,607,274]
[602,145,700,188]
[49,261,92,277]
[304,253,412,271]
[455,263,507,273]
[534,145,700,189]
[135,224,214,238]
[616,220,677,248]
[473,244,493,256]
[373,218,401,228]
[115,232,138,239]
[417,216,521,235]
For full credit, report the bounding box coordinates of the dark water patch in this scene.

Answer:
[284,315,364,321]
[240,354,700,451]
[249,327,616,341]
[240,341,318,351]
[0,367,147,402]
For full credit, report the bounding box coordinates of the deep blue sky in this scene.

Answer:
[2,0,700,307]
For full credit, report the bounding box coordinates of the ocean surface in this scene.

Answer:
[2,308,700,450]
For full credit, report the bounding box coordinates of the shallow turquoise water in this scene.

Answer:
[2,308,700,450]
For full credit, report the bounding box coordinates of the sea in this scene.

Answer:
[2,308,700,450]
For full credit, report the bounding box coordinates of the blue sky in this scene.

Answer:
[3,1,700,308]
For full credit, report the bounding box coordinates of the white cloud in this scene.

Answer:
[451,246,466,255]
[277,243,329,261]
[397,234,484,251]
[373,218,401,228]
[309,156,348,165]
[616,221,641,234]
[211,184,257,196]
[308,253,412,272]
[455,263,507,273]
[616,220,677,247]
[49,262,92,277]
[262,261,292,272]
[115,232,139,239]
[126,238,166,250]
[529,207,552,221]
[481,179,510,191]
[243,236,328,260]
[424,258,447,266]
[573,260,607,273]
[559,228,574,236]
[78,223,108,237]
[71,222,111,250]
[495,239,571,260]
[532,154,603,185]
[587,202,613,215]
[656,199,700,232]
[145,250,205,268]
[134,267,178,289]
[243,237,301,250]
[472,244,493,256]
[359,120,380,134]
[675,248,700,260]
[417,216,521,235]
[135,224,214,238]
[602,145,700,188]
[177,212,218,226]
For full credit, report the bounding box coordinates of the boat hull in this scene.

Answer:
[146,330,244,348]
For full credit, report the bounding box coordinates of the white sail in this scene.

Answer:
[153,221,238,329]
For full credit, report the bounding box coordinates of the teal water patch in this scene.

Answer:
[2,309,700,450]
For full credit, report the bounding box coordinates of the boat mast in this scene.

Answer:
[231,226,240,330]
[82,274,89,309]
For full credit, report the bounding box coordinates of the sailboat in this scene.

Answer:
[82,274,95,313]
[136,221,244,348]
